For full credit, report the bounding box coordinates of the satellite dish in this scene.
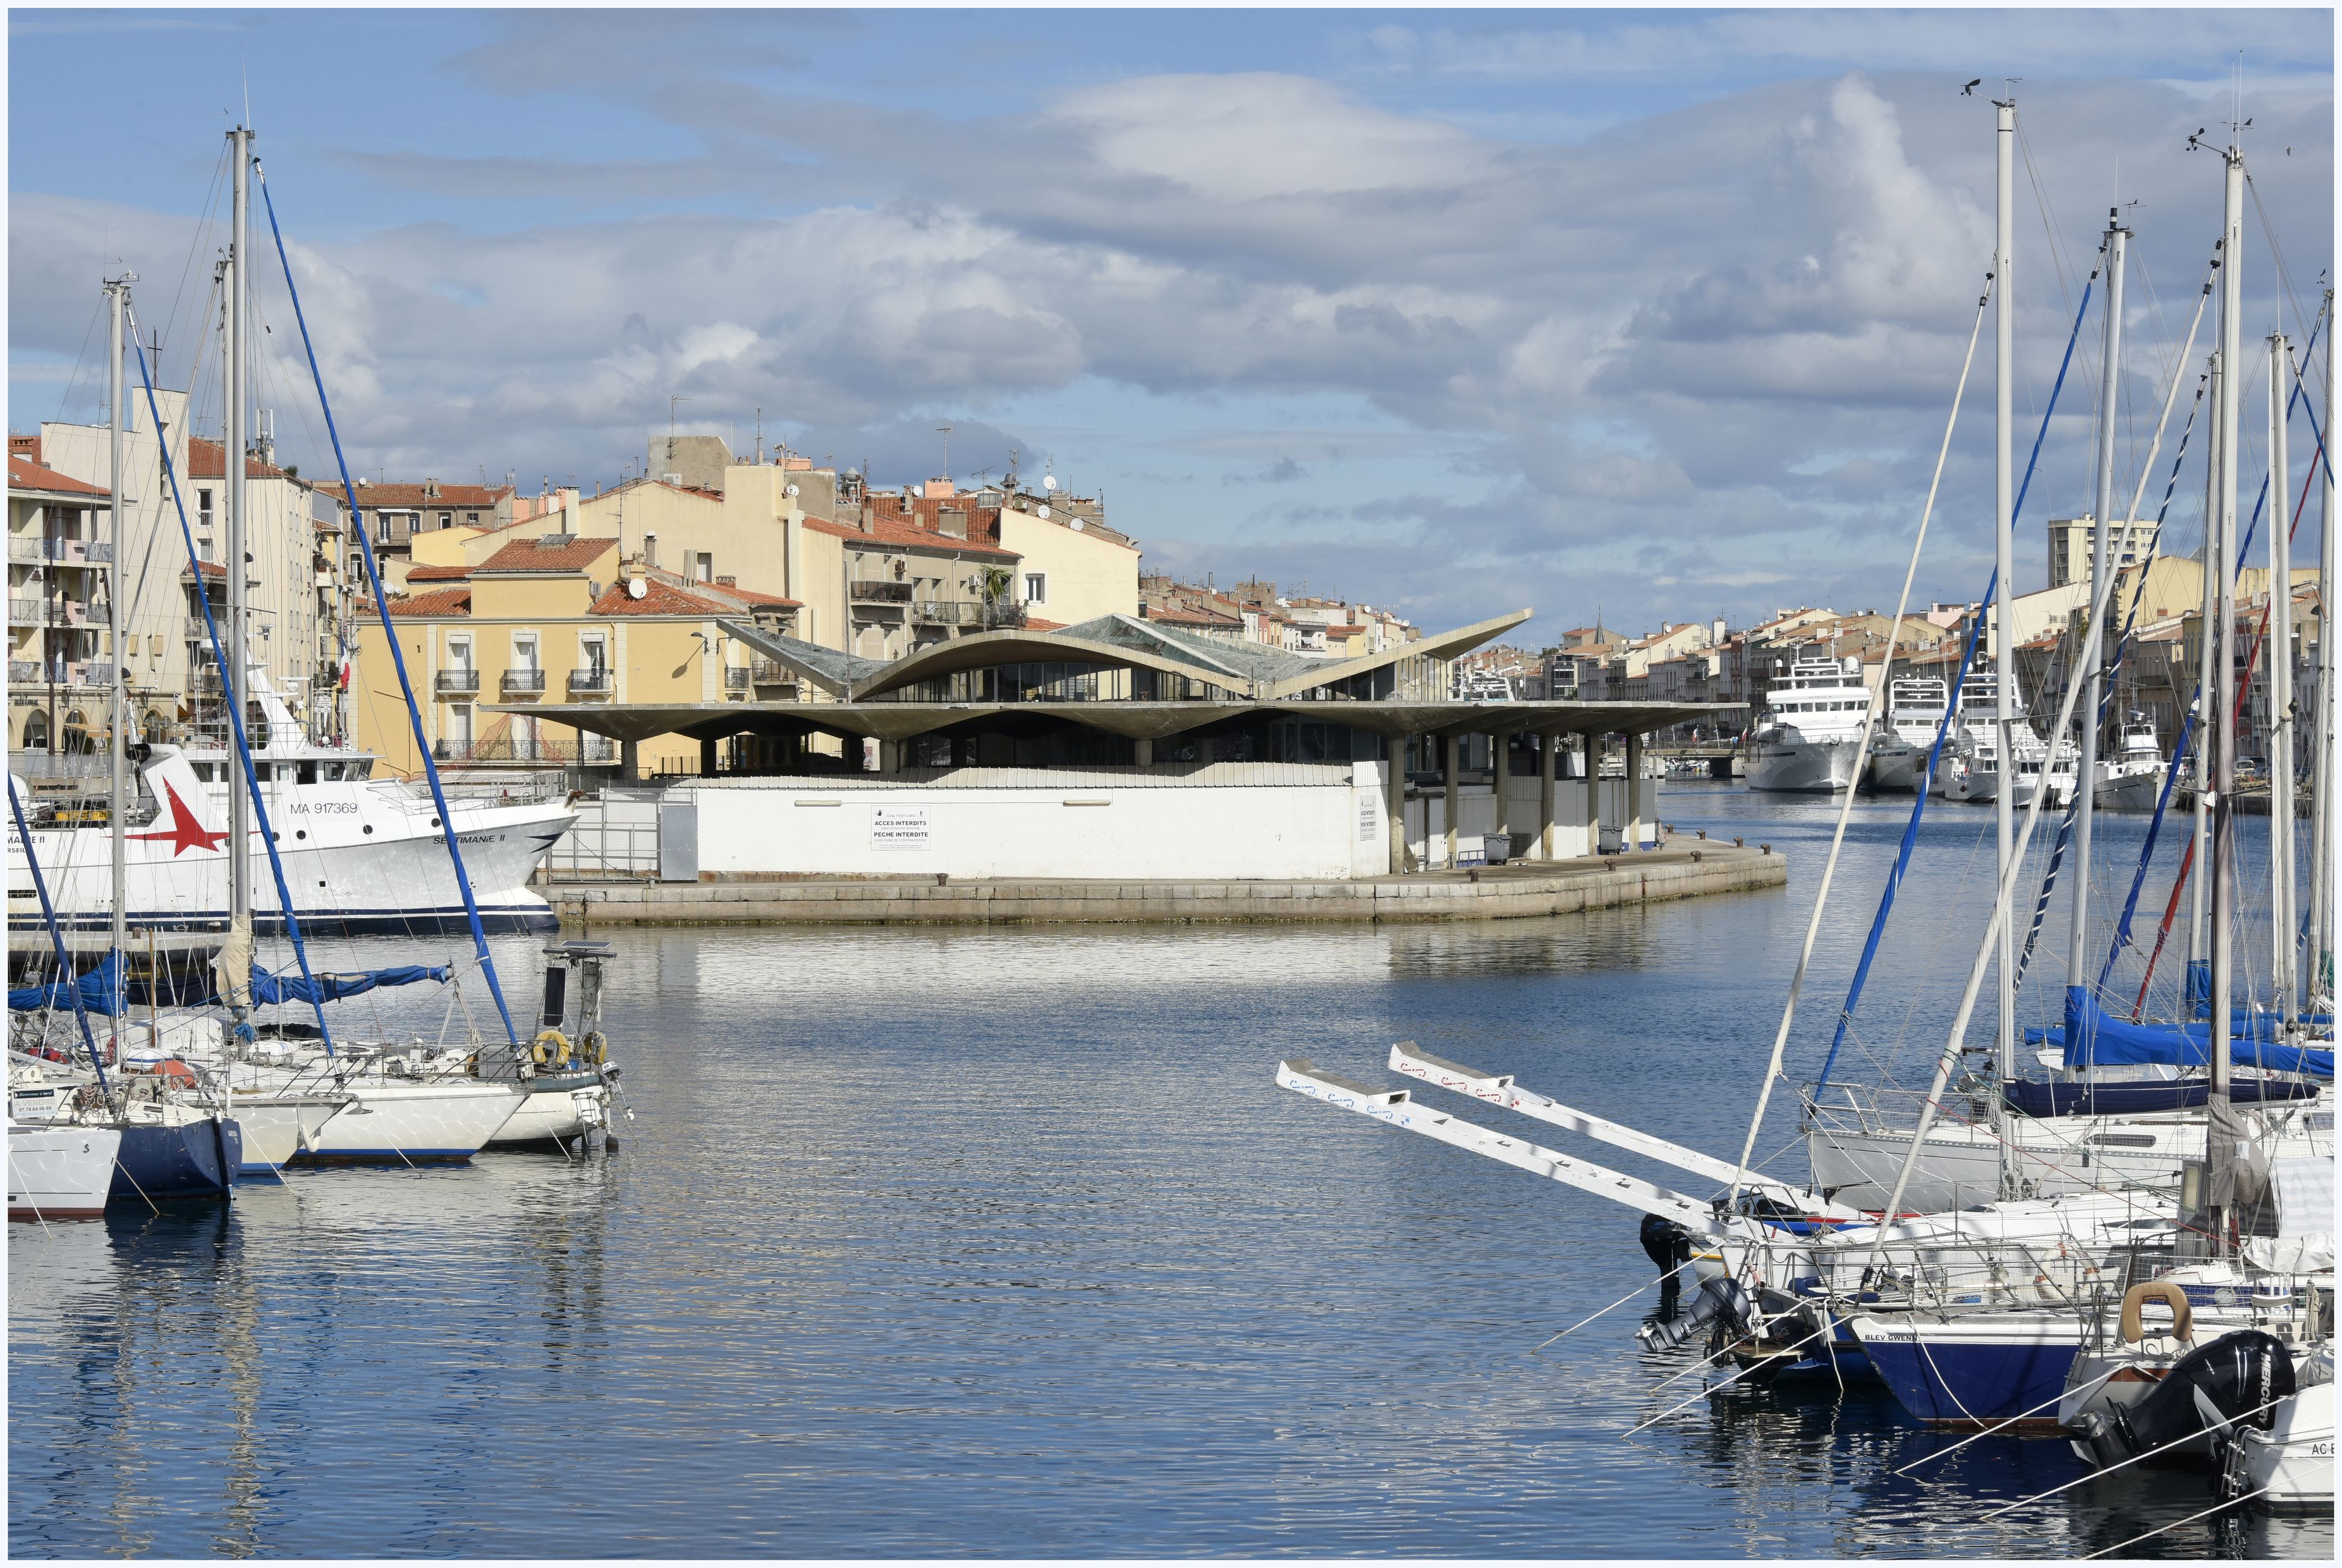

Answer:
[1070,518,1085,532]
[628,578,647,600]
[784,483,799,498]
[1041,473,1059,492]
[1037,506,1051,520]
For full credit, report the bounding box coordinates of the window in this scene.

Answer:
[447,633,472,671]
[448,703,473,750]
[1023,573,1047,605]
[693,551,713,583]
[197,489,213,529]
[437,511,453,529]
[375,513,391,544]
[582,634,607,674]
[512,633,538,672]
[467,511,479,526]
[350,552,364,578]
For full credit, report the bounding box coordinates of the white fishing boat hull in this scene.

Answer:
[2238,1383,2335,1510]
[293,1079,524,1162]
[1868,738,1930,793]
[2094,763,2168,811]
[8,1120,123,1220]
[1748,734,1862,793]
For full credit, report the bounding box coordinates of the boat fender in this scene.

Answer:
[533,1028,571,1070]
[580,1031,607,1067]
[2117,1280,2193,1345]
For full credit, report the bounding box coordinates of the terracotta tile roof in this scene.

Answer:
[586,578,734,616]
[721,585,801,608]
[9,454,109,498]
[1144,603,1241,628]
[381,586,473,617]
[405,563,473,582]
[802,513,1018,559]
[474,535,621,574]
[1024,616,1066,632]
[11,434,42,464]
[180,559,228,580]
[188,437,291,482]
[342,479,513,509]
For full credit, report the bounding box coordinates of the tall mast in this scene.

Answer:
[105,275,132,969]
[2209,142,2244,1249]
[2314,296,2338,1004]
[2267,331,2295,1033]
[2191,346,2221,991]
[226,125,252,924]
[2068,215,2126,1016]
[1993,98,2018,1166]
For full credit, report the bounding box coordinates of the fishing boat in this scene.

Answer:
[1865,676,1949,792]
[1747,654,1870,792]
[7,670,573,938]
[2092,710,2169,810]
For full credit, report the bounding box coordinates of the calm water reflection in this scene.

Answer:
[9,785,2325,1557]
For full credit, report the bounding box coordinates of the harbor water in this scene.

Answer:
[8,786,2328,1557]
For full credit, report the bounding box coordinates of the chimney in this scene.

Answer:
[937,507,968,539]
[859,501,876,534]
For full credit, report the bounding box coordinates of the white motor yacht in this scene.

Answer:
[1938,670,2073,805]
[6,667,573,937]
[1748,655,1871,793]
[2092,710,2170,811]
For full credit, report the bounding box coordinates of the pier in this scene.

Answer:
[542,835,1783,927]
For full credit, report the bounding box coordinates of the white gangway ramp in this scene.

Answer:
[1275,1059,1719,1231]
[1386,1043,1865,1223]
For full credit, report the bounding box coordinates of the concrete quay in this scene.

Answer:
[544,837,1785,928]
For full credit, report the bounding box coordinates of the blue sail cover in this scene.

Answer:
[10,955,447,1015]
[8,950,129,1017]
[248,964,448,1005]
[2038,991,2336,1078]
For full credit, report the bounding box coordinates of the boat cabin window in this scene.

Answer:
[192,761,216,782]
[298,760,318,784]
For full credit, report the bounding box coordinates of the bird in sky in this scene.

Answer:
[1961,78,1982,95]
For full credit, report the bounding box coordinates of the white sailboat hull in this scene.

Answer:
[487,1074,613,1146]
[293,1079,524,1162]
[1804,1111,2223,1208]
[8,1121,122,1220]
[224,1096,349,1174]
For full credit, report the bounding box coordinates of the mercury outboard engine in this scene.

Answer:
[1640,1214,1696,1316]
[1637,1276,1752,1352]
[2070,1330,2295,1469]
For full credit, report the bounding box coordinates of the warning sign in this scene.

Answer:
[871,805,930,852]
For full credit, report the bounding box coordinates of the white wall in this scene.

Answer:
[680,762,1389,880]
[1402,777,1656,866]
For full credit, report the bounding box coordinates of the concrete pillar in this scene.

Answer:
[1386,736,1408,874]
[1134,737,1154,767]
[1625,730,1644,849]
[1539,732,1556,860]
[877,739,900,774]
[619,738,638,782]
[1442,731,1459,868]
[1492,729,1511,849]
[699,736,719,777]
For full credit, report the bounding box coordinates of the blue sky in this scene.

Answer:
[10,8,2334,638]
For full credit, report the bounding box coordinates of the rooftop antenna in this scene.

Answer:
[668,394,690,466]
[936,424,953,482]
[754,406,763,465]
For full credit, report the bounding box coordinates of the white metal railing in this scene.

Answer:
[540,790,661,878]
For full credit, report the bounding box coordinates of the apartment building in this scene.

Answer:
[8,451,115,764]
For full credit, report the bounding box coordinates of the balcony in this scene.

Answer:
[567,669,613,696]
[848,579,915,605]
[724,665,750,692]
[8,659,37,683]
[979,602,1027,631]
[435,667,482,696]
[501,668,547,696]
[8,538,43,564]
[750,658,798,688]
[8,597,42,625]
[913,599,970,626]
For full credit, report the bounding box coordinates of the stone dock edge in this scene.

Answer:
[544,839,1786,928]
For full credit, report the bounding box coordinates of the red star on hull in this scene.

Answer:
[128,781,230,856]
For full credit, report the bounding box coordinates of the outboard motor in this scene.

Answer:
[2070,1329,2295,1469]
[1637,1276,1751,1352]
[1640,1214,1696,1317]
